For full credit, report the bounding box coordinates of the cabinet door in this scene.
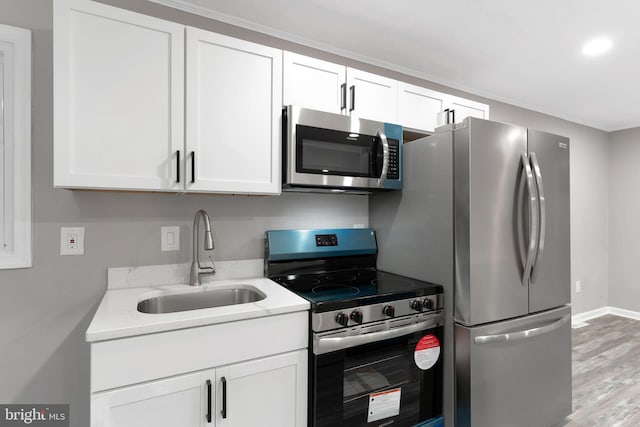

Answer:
[186,28,282,195]
[446,95,490,122]
[346,68,398,123]
[397,82,448,132]
[91,369,215,427]
[283,51,346,114]
[215,350,307,427]
[54,0,184,191]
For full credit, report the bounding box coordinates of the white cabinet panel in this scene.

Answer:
[398,82,448,132]
[216,350,307,427]
[346,68,398,124]
[283,51,346,114]
[54,0,184,190]
[186,28,281,194]
[91,369,214,427]
[448,95,490,122]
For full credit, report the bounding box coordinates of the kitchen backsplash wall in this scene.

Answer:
[0,1,611,427]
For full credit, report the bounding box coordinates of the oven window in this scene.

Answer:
[296,125,378,177]
[313,329,443,427]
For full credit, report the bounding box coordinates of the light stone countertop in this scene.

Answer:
[86,260,310,343]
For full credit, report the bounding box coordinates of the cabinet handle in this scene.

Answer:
[191,151,196,184]
[340,83,347,111]
[450,109,456,124]
[349,85,355,112]
[443,108,450,124]
[221,377,227,419]
[206,379,212,423]
[176,150,181,183]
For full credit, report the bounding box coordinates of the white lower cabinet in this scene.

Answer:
[91,350,306,427]
[215,351,307,427]
[91,369,215,427]
[89,311,308,427]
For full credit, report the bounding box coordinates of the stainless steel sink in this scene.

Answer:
[137,287,266,314]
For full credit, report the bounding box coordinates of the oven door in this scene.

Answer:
[311,320,443,427]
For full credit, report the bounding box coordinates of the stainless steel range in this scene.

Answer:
[265,228,445,427]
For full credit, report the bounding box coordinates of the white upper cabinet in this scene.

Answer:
[346,68,398,124]
[282,52,489,132]
[447,94,490,122]
[282,51,346,114]
[54,0,282,195]
[54,0,184,191]
[398,82,448,132]
[185,28,282,195]
[282,52,397,123]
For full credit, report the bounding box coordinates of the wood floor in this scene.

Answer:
[556,315,640,426]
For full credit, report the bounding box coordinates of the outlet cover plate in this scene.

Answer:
[161,226,180,251]
[60,227,85,255]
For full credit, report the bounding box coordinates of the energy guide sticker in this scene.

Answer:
[367,388,401,423]
[414,334,440,370]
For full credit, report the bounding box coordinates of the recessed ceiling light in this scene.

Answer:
[582,37,613,57]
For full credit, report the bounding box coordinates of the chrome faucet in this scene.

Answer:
[189,210,215,286]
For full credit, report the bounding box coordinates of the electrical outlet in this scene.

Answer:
[575,280,581,293]
[161,226,180,251]
[60,227,85,255]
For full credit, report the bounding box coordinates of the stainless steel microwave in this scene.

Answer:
[282,106,403,193]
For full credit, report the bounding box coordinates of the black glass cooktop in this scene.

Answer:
[269,268,442,312]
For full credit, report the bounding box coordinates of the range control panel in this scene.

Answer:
[311,294,444,333]
[315,234,338,247]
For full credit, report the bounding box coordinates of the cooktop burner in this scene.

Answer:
[270,268,441,312]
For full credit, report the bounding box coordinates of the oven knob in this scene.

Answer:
[350,310,364,324]
[422,298,434,310]
[383,305,395,318]
[335,312,349,327]
[411,300,424,312]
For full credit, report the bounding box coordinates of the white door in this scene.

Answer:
[397,82,448,132]
[215,350,307,427]
[54,0,184,191]
[91,369,215,427]
[346,68,398,123]
[283,51,346,114]
[185,28,282,194]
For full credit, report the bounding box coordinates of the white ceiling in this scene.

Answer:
[154,0,640,131]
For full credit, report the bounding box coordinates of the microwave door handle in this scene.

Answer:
[377,130,389,187]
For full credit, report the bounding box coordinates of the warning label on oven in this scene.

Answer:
[367,388,401,423]
[414,334,440,370]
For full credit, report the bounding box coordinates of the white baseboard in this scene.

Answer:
[572,306,640,324]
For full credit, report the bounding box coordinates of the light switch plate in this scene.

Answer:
[161,226,180,251]
[60,227,85,255]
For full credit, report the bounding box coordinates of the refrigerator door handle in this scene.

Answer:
[521,153,539,286]
[529,152,545,283]
[474,314,569,345]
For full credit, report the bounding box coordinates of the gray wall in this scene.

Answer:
[0,0,610,426]
[608,127,640,311]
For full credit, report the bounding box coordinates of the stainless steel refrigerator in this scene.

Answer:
[370,117,571,427]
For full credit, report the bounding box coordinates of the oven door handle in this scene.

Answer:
[313,315,442,355]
